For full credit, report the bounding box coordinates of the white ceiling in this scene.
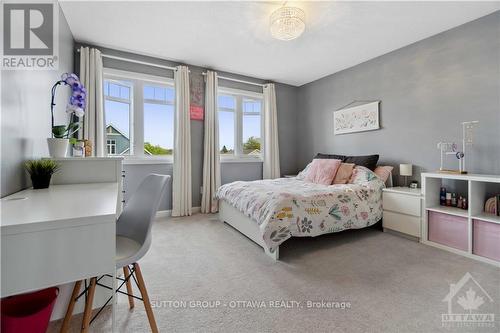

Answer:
[60,1,500,86]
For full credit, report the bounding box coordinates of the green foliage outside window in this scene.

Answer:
[144,142,172,155]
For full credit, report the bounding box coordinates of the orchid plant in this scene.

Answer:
[51,73,87,139]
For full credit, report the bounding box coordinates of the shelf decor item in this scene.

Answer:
[24,159,59,189]
[484,196,498,216]
[47,73,86,158]
[440,187,446,206]
[84,140,92,157]
[437,121,479,174]
[399,163,412,187]
[72,140,85,157]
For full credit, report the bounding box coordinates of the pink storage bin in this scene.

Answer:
[1,287,58,333]
[473,219,500,262]
[428,211,468,251]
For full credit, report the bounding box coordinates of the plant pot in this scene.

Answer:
[31,174,52,189]
[47,138,69,158]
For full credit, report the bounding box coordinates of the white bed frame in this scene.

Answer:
[219,200,279,260]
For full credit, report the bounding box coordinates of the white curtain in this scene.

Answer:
[172,65,192,217]
[79,46,105,156]
[263,83,280,179]
[201,71,221,213]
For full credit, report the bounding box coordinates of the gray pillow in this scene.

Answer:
[314,153,346,160]
[314,153,379,171]
[344,155,379,170]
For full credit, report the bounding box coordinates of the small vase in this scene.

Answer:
[47,138,69,158]
[31,174,52,189]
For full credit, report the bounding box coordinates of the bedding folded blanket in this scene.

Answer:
[216,166,385,252]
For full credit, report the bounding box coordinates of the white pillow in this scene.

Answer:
[296,162,312,180]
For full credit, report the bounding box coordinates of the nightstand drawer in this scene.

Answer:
[383,211,420,237]
[383,192,421,216]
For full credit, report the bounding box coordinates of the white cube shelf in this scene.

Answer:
[421,172,500,267]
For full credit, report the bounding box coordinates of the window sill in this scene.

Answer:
[122,157,173,165]
[220,158,263,164]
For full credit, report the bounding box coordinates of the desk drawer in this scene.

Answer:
[383,211,421,237]
[1,222,115,297]
[383,192,421,216]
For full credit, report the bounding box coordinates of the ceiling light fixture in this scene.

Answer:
[270,5,305,41]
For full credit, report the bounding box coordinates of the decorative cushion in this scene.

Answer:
[304,159,342,185]
[332,163,355,184]
[348,166,378,184]
[374,166,394,183]
[296,162,312,180]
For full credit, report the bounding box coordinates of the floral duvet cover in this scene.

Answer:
[216,166,385,252]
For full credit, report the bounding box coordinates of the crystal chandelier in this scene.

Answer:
[270,6,306,41]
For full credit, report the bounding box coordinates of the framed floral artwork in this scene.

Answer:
[333,101,380,135]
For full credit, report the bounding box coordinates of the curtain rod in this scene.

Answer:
[202,72,265,87]
[76,48,178,71]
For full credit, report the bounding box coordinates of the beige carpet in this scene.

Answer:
[48,214,499,333]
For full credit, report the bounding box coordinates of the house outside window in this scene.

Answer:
[218,87,263,161]
[103,68,174,161]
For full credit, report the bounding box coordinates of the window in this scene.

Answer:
[103,69,174,160]
[143,85,174,156]
[218,88,263,160]
[107,139,116,155]
[104,80,132,155]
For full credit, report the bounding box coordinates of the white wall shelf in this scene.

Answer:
[471,213,500,225]
[426,206,468,218]
[422,172,500,267]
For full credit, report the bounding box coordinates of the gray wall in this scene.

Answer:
[123,162,263,211]
[78,45,299,210]
[296,11,500,184]
[1,6,75,196]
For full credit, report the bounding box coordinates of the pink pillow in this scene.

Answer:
[333,163,355,184]
[374,166,394,182]
[304,159,342,185]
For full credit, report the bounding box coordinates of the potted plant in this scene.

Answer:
[47,73,86,158]
[25,160,59,189]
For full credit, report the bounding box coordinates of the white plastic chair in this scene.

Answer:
[62,174,170,333]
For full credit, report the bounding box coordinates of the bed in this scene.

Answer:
[216,166,385,260]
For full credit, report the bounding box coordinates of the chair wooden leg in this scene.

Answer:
[81,277,97,333]
[123,266,135,309]
[60,280,82,333]
[133,263,158,333]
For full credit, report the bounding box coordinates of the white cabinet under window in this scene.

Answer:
[218,88,263,160]
[103,69,175,161]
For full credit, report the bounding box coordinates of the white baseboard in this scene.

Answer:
[156,206,201,218]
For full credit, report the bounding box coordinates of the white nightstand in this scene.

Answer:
[382,187,422,240]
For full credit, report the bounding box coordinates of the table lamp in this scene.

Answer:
[400,164,412,187]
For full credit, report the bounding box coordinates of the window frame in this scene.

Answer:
[103,68,175,163]
[218,87,264,162]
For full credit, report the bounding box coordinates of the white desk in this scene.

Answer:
[1,183,117,297]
